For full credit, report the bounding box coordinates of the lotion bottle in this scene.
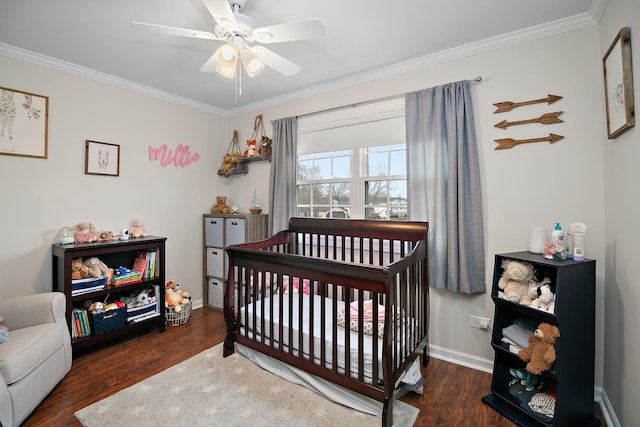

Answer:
[551,223,564,243]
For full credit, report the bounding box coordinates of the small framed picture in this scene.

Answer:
[0,86,49,159]
[85,140,120,176]
[603,27,635,139]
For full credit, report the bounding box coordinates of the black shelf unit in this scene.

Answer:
[52,236,166,352]
[482,251,599,426]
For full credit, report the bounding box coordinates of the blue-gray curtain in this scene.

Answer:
[406,80,485,294]
[268,117,298,235]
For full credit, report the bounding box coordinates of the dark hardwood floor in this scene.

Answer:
[22,307,605,427]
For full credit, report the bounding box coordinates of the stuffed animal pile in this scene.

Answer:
[519,322,560,375]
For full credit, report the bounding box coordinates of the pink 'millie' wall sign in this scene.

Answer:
[149,144,200,167]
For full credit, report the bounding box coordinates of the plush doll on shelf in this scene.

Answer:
[71,257,89,280]
[530,282,556,314]
[243,139,257,157]
[210,195,230,214]
[88,301,105,315]
[497,259,539,306]
[129,219,148,238]
[73,222,101,244]
[83,257,110,278]
[519,322,560,375]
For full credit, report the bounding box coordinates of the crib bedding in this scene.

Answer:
[238,294,423,416]
[239,294,420,384]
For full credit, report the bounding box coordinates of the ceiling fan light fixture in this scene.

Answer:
[240,50,265,77]
[214,44,238,78]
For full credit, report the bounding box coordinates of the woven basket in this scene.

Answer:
[165,298,192,327]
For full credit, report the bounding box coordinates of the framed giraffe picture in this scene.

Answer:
[0,86,49,159]
[85,140,120,176]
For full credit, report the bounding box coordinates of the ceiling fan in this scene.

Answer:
[132,0,326,79]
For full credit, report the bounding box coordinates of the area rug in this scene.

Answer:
[75,343,419,426]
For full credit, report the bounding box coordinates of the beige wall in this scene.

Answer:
[600,0,640,425]
[0,55,225,304]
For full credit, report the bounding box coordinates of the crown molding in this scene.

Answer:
[0,42,230,117]
[228,9,601,115]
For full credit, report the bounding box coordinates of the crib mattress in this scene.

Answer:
[240,294,422,384]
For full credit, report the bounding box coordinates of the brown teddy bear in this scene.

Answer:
[497,259,539,305]
[71,257,89,280]
[519,322,560,375]
[210,195,230,214]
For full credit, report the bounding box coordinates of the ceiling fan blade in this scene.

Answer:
[252,18,326,43]
[132,21,223,41]
[200,52,219,73]
[250,46,301,76]
[201,0,238,31]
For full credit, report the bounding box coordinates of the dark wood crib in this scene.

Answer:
[223,217,429,426]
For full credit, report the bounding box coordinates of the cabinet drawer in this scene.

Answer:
[205,217,224,247]
[206,248,224,277]
[225,218,246,246]
[208,278,224,309]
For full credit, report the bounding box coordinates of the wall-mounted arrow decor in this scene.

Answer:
[495,133,564,150]
[494,111,564,129]
[493,94,563,113]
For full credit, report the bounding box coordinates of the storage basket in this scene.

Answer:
[89,306,127,335]
[165,298,192,326]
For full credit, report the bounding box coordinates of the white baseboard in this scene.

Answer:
[597,388,620,427]
[427,343,494,373]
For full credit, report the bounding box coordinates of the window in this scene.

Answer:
[296,99,406,220]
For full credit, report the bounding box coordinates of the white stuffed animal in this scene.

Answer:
[531,283,556,313]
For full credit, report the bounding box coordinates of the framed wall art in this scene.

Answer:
[0,86,49,159]
[603,27,635,139]
[85,140,120,176]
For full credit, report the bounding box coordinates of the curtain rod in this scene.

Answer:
[296,76,482,119]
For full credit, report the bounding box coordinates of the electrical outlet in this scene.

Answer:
[469,315,490,329]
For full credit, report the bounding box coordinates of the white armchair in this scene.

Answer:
[0,292,72,427]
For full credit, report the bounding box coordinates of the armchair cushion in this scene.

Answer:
[0,323,63,385]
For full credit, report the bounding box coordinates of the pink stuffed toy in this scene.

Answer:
[129,219,147,238]
[73,222,100,244]
[283,277,310,295]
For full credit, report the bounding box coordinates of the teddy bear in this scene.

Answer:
[71,257,89,280]
[165,281,189,312]
[497,259,538,305]
[519,322,560,375]
[129,219,147,238]
[530,282,556,314]
[210,195,230,214]
[73,222,101,244]
[83,257,110,278]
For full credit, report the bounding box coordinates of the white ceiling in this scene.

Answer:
[0,0,604,114]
